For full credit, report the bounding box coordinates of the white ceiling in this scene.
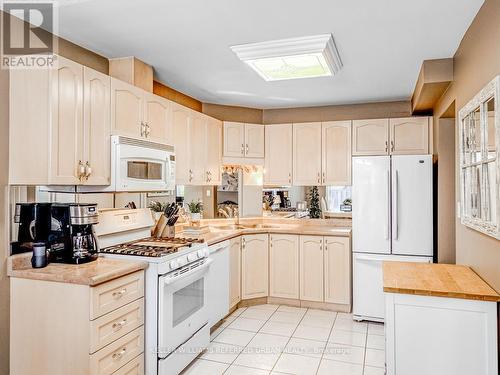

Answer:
[54,0,484,109]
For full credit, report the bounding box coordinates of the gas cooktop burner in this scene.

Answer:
[99,237,205,257]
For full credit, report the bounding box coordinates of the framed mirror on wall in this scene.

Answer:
[458,75,500,239]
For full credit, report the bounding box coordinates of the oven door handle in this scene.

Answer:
[162,258,213,285]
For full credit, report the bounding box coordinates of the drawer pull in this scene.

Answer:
[112,288,127,299]
[112,318,127,330]
[112,347,127,360]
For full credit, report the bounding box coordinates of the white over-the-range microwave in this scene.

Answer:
[43,135,176,193]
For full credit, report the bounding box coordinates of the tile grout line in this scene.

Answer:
[221,304,282,374]
[314,310,338,375]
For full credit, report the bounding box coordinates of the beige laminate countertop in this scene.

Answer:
[8,253,148,286]
[183,225,352,246]
[383,261,500,302]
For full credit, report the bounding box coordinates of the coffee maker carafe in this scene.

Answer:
[49,203,99,264]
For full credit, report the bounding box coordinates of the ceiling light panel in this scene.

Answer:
[231,34,342,81]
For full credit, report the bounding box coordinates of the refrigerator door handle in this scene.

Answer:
[393,170,399,241]
[386,170,390,240]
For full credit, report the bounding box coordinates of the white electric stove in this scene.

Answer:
[95,208,211,375]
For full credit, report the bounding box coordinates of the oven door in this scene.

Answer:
[158,258,212,358]
[116,141,174,192]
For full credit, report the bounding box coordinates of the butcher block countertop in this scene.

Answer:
[383,262,500,302]
[8,253,147,286]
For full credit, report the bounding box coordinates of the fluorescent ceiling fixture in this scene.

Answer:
[231,34,342,81]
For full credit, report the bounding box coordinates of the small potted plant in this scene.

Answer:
[187,200,203,222]
[148,201,167,220]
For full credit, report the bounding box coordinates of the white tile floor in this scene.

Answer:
[181,304,385,375]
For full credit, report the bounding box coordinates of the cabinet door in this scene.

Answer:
[322,121,352,185]
[83,67,111,186]
[293,123,322,185]
[352,119,389,156]
[206,117,222,185]
[324,236,351,305]
[223,122,245,157]
[269,234,299,299]
[50,56,83,184]
[229,238,242,309]
[143,92,171,144]
[111,78,143,138]
[190,113,207,185]
[265,124,293,185]
[245,124,265,158]
[299,236,324,302]
[390,117,429,155]
[241,234,269,299]
[171,104,191,185]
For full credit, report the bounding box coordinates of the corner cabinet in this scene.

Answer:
[241,234,269,299]
[293,123,322,185]
[223,122,264,159]
[264,124,293,185]
[9,55,111,185]
[269,234,299,299]
[229,237,242,309]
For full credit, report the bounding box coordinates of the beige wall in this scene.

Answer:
[432,0,500,291]
[202,103,264,123]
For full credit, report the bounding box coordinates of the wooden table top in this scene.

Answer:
[383,262,500,302]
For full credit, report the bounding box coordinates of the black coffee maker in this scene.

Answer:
[12,202,99,264]
[11,203,53,254]
[49,203,99,264]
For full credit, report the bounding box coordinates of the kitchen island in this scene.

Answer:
[383,262,500,375]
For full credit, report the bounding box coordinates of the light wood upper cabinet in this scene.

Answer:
[299,236,324,302]
[223,122,245,157]
[172,103,191,185]
[324,236,351,305]
[269,234,299,299]
[245,124,265,158]
[265,124,293,185]
[390,117,429,154]
[111,78,144,138]
[83,67,111,186]
[223,122,265,159]
[143,92,171,144]
[206,117,222,185]
[50,56,84,185]
[9,56,110,185]
[352,119,389,156]
[190,113,207,185]
[293,123,322,185]
[229,237,242,309]
[241,234,269,299]
[322,121,352,185]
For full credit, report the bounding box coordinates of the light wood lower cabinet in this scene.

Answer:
[229,237,242,309]
[10,271,145,375]
[270,234,299,299]
[299,236,324,302]
[299,235,351,306]
[324,236,351,305]
[241,234,269,299]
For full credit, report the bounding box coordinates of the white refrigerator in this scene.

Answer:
[352,155,433,322]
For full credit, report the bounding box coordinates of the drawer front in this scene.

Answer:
[113,354,144,375]
[90,298,144,353]
[90,326,144,375]
[90,271,144,319]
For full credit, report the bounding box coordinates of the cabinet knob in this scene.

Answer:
[84,162,92,180]
[241,143,244,155]
[140,121,145,137]
[246,144,249,154]
[317,172,321,184]
[390,140,395,152]
[385,141,388,153]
